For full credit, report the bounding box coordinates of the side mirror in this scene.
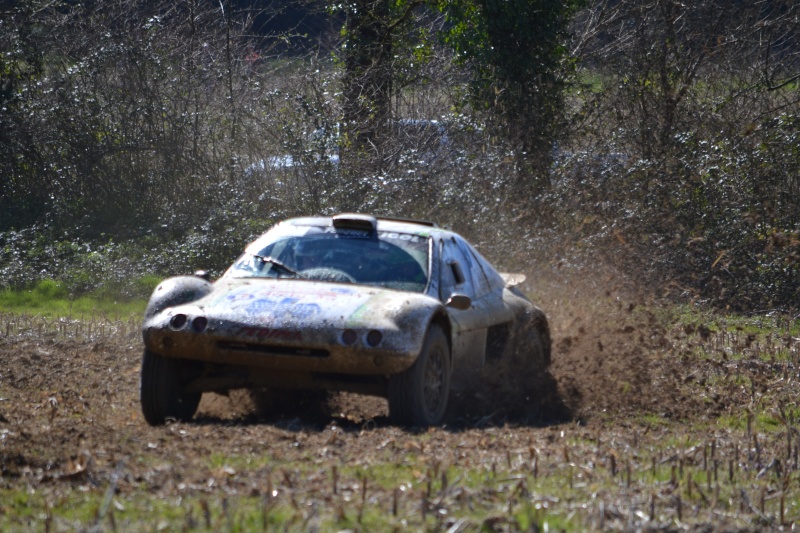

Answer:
[194,270,212,281]
[445,293,472,310]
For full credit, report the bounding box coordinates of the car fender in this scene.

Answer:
[344,292,449,363]
[144,276,213,320]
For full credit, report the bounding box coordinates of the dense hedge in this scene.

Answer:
[1,0,798,310]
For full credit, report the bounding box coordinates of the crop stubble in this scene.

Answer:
[1,277,799,530]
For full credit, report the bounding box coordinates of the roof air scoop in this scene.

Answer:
[332,213,378,233]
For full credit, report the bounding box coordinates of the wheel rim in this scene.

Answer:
[423,346,446,414]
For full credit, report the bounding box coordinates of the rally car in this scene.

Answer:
[140,213,550,426]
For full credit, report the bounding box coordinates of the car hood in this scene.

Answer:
[196,277,436,327]
[143,277,443,357]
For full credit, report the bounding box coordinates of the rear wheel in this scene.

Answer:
[140,350,202,425]
[520,312,551,370]
[388,325,450,427]
[506,311,551,395]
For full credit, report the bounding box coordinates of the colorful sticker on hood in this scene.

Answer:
[215,284,358,311]
[346,291,401,326]
[245,297,321,319]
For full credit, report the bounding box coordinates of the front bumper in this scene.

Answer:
[143,323,419,376]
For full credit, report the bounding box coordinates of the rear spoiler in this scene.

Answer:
[500,273,526,288]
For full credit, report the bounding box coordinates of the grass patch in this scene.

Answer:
[665,304,800,364]
[0,279,147,318]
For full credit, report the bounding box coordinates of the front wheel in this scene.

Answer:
[140,350,202,425]
[388,325,451,427]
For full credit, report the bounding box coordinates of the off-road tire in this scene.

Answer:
[524,327,548,371]
[140,350,202,425]
[388,325,450,427]
[507,311,551,396]
[512,310,551,370]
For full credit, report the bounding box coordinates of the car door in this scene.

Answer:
[438,237,488,373]
[457,238,515,328]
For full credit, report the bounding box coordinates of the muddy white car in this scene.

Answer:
[140,213,550,426]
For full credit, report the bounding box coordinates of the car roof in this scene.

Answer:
[282,214,454,239]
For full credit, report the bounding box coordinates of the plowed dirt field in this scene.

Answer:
[1,280,798,531]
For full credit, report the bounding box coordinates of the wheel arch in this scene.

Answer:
[144,276,213,319]
[428,310,454,361]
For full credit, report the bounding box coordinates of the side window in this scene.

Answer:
[438,238,476,302]
[456,238,492,298]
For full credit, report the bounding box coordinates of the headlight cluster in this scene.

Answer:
[341,329,383,347]
[170,313,208,333]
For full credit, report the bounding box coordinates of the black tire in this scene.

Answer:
[140,350,202,426]
[514,310,551,371]
[465,312,550,420]
[388,325,451,427]
[505,312,551,410]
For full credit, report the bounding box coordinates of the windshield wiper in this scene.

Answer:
[253,255,299,277]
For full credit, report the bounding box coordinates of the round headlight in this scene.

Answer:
[366,330,383,347]
[170,314,187,329]
[342,329,358,345]
[192,316,208,332]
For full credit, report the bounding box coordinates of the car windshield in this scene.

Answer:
[226,224,430,292]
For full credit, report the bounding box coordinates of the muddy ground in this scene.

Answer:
[0,272,794,531]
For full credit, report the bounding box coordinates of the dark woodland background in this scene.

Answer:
[1,0,798,311]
